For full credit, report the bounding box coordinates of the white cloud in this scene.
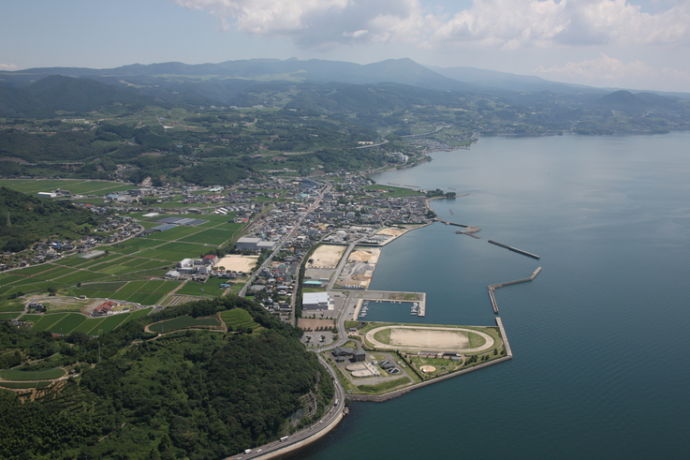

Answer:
[0,63,19,71]
[175,0,424,46]
[174,0,690,49]
[535,54,690,91]
[433,0,690,48]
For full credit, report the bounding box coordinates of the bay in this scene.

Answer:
[300,133,690,459]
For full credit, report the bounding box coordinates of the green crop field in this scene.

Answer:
[70,282,126,298]
[145,226,201,241]
[149,315,220,333]
[111,280,178,305]
[137,241,207,261]
[50,314,87,334]
[0,312,20,320]
[177,280,226,297]
[220,308,260,331]
[0,367,65,381]
[32,313,71,332]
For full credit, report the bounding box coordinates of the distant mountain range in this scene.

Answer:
[0,57,588,94]
[0,57,688,132]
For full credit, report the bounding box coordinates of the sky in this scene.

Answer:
[1,0,689,92]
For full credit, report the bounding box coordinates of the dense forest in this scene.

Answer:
[0,297,333,459]
[0,187,100,252]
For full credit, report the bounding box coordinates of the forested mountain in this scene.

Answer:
[0,187,99,252]
[0,297,333,459]
[1,58,690,186]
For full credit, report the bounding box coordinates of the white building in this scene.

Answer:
[302,292,333,310]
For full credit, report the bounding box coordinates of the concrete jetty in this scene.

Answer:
[487,266,542,314]
[488,239,540,260]
[495,317,512,358]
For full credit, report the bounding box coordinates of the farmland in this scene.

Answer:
[148,315,221,333]
[0,210,248,305]
[0,368,65,381]
[17,308,152,336]
[220,308,261,332]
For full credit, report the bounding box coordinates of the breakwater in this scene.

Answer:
[487,267,542,314]
[488,240,540,259]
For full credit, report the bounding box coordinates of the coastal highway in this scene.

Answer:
[239,184,330,297]
[229,354,346,460]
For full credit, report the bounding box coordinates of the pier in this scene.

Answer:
[488,240,540,260]
[495,317,512,358]
[487,266,542,314]
[343,289,427,318]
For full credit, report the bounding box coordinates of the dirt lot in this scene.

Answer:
[297,318,335,331]
[348,247,381,264]
[307,245,346,269]
[216,254,259,273]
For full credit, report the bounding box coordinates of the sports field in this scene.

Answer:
[366,325,495,353]
[307,245,346,269]
[216,254,258,273]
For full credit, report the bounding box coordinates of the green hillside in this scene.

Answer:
[0,187,99,252]
[0,297,333,459]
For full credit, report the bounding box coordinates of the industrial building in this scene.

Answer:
[302,292,333,310]
[235,237,276,251]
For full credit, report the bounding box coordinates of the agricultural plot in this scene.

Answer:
[0,312,20,320]
[0,381,53,389]
[110,280,178,305]
[50,314,87,334]
[0,299,24,312]
[179,223,244,246]
[149,315,221,333]
[0,368,65,381]
[70,282,126,299]
[32,313,71,332]
[177,280,225,297]
[137,242,207,261]
[220,308,260,332]
[145,225,201,241]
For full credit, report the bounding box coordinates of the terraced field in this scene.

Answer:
[148,315,221,333]
[0,367,65,381]
[16,308,152,336]
[220,308,261,332]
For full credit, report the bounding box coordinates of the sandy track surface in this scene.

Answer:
[366,325,495,353]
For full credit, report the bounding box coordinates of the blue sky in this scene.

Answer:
[1,0,689,92]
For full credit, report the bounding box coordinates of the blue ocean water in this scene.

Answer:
[301,133,690,459]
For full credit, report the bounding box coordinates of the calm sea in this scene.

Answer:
[300,133,690,459]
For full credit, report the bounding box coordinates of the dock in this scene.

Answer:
[487,266,542,314]
[488,240,540,260]
[343,289,427,319]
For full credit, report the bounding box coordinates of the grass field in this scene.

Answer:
[0,368,65,381]
[220,308,260,331]
[149,315,220,333]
